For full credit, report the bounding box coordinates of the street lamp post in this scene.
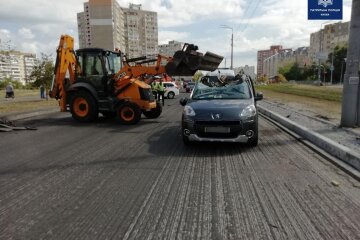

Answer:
[340,58,347,84]
[318,21,332,84]
[220,25,233,70]
[330,51,334,84]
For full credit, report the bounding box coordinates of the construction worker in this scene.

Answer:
[157,79,165,106]
[151,80,158,100]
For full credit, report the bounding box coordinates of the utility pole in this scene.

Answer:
[230,30,233,70]
[220,25,233,70]
[341,0,360,127]
[330,51,334,84]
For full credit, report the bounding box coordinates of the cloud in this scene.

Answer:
[0,29,11,40]
[159,31,190,44]
[18,28,35,40]
[117,0,247,27]
[0,0,353,67]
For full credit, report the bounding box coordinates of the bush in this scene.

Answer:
[0,78,23,89]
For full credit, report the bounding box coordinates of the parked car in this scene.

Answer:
[163,82,180,99]
[180,73,263,146]
[185,82,195,93]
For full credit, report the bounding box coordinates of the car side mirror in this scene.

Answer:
[179,97,188,106]
[255,92,263,101]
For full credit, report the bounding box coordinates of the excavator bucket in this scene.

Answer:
[165,44,223,76]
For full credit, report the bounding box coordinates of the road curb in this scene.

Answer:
[258,105,360,171]
[0,108,59,122]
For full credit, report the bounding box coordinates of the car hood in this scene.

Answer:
[187,99,254,120]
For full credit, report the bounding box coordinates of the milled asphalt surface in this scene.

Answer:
[0,95,360,239]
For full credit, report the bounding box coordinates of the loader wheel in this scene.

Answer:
[142,101,162,119]
[117,102,141,125]
[70,91,98,122]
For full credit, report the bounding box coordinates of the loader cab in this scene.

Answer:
[75,48,122,96]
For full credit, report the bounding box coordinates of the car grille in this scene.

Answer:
[197,132,239,139]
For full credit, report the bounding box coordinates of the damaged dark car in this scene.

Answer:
[180,73,263,146]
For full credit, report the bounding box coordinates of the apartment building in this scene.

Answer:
[123,3,158,58]
[77,1,158,58]
[158,40,184,57]
[257,45,284,78]
[0,51,37,85]
[77,0,126,51]
[309,21,349,62]
[234,65,256,80]
[263,47,310,79]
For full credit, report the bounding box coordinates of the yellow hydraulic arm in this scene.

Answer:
[49,35,79,111]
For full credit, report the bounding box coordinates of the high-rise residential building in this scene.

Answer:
[77,1,158,58]
[309,21,349,63]
[263,47,310,79]
[234,66,256,80]
[158,40,184,57]
[77,0,125,51]
[0,51,37,85]
[257,45,284,78]
[123,3,158,58]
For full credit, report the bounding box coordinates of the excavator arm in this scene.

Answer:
[113,43,223,90]
[49,35,79,111]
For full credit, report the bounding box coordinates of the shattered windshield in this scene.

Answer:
[192,74,252,100]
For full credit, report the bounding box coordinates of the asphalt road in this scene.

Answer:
[1,95,360,240]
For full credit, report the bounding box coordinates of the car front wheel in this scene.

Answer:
[167,91,175,99]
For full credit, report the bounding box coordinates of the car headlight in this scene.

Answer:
[184,105,196,116]
[240,105,256,120]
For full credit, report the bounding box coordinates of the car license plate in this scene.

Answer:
[205,126,230,133]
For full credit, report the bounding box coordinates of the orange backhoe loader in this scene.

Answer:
[49,35,223,124]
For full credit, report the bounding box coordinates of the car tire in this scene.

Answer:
[69,90,98,122]
[167,91,175,99]
[142,101,162,119]
[117,102,142,125]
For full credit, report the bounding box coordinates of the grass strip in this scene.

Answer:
[255,84,342,102]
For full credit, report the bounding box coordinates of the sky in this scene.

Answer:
[0,0,353,69]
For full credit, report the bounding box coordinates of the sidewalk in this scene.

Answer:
[0,94,58,121]
[258,100,360,171]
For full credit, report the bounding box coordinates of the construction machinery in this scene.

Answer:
[49,35,223,124]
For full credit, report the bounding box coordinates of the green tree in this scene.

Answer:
[0,77,23,89]
[277,74,287,83]
[30,53,54,89]
[279,62,317,81]
[279,62,301,80]
[327,46,347,83]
